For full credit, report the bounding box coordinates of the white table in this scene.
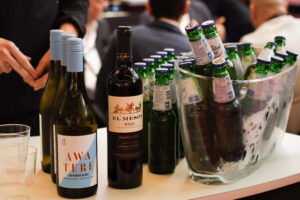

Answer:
[30,128,300,200]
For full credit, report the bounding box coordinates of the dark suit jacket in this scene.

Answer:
[95,20,192,124]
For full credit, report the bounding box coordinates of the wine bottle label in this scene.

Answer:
[108,94,143,133]
[247,73,268,100]
[213,74,235,103]
[258,49,273,61]
[207,36,227,58]
[153,85,172,111]
[39,114,43,161]
[190,37,214,65]
[169,80,177,104]
[57,133,97,189]
[53,124,56,174]
[143,78,150,101]
[182,78,203,105]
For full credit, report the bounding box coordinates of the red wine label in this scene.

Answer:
[108,95,143,133]
[39,114,43,161]
[57,133,97,189]
[213,74,235,103]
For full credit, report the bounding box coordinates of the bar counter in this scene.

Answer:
[30,128,300,199]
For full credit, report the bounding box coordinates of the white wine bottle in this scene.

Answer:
[55,38,97,198]
[40,29,64,173]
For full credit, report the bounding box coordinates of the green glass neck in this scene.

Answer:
[49,60,61,78]
[269,61,282,73]
[202,26,217,39]
[168,68,174,80]
[242,45,254,57]
[187,29,203,41]
[155,73,169,85]
[65,72,88,96]
[255,62,269,75]
[287,54,297,66]
[265,43,276,50]
[275,38,285,47]
[146,62,155,74]
[212,66,228,78]
[226,49,239,60]
[135,67,147,79]
[154,59,161,68]
[167,53,175,61]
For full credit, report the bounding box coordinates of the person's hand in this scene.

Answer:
[32,50,50,91]
[0,38,37,85]
[215,16,226,41]
[32,23,79,91]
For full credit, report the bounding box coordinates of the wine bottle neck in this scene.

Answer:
[65,72,87,94]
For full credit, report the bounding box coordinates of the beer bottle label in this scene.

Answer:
[242,55,256,71]
[190,37,214,65]
[247,73,268,100]
[277,46,286,54]
[57,133,97,189]
[169,80,177,104]
[108,95,143,133]
[182,78,203,105]
[39,114,43,161]
[258,49,273,61]
[153,85,172,111]
[143,78,150,101]
[213,74,235,103]
[207,36,227,58]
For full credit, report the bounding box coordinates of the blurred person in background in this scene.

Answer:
[240,0,300,134]
[199,0,254,42]
[84,0,110,127]
[0,0,88,135]
[95,0,192,124]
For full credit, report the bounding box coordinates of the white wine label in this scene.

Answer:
[247,73,268,100]
[53,124,56,174]
[108,94,143,133]
[190,37,214,65]
[207,36,227,58]
[39,114,43,161]
[169,80,177,104]
[143,78,150,101]
[258,49,273,61]
[57,133,97,189]
[153,85,172,111]
[213,74,235,103]
[182,78,203,105]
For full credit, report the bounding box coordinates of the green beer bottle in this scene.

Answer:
[55,38,98,198]
[274,36,286,54]
[164,48,175,60]
[185,58,197,73]
[134,62,151,163]
[212,57,244,162]
[258,42,276,61]
[201,20,237,80]
[150,55,162,68]
[40,29,64,173]
[274,51,288,70]
[263,56,283,140]
[241,58,270,115]
[185,22,214,77]
[286,51,298,67]
[226,45,243,79]
[50,33,75,183]
[157,51,168,64]
[179,62,219,171]
[161,63,180,161]
[149,68,177,174]
[241,42,257,77]
[143,58,156,100]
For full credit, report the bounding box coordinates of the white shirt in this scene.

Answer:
[240,15,300,133]
[83,21,101,100]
